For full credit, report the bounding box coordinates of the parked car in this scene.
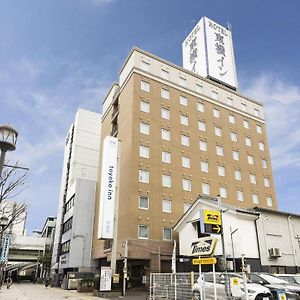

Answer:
[192,272,273,300]
[276,275,300,286]
[249,273,300,299]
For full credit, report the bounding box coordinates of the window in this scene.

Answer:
[183,179,192,191]
[139,170,149,183]
[161,69,169,80]
[235,170,241,181]
[237,190,244,201]
[139,145,149,158]
[161,88,170,99]
[161,108,170,120]
[252,194,259,204]
[140,100,150,113]
[65,196,75,213]
[220,187,227,198]
[196,84,203,94]
[162,175,172,187]
[248,155,254,165]
[216,145,224,156]
[140,122,150,135]
[202,183,210,195]
[141,61,150,72]
[212,91,218,100]
[232,150,239,161]
[245,137,252,147]
[231,132,237,142]
[179,77,187,87]
[229,115,235,124]
[181,135,190,146]
[250,173,257,184]
[213,108,220,118]
[184,202,191,213]
[180,95,188,106]
[254,108,260,117]
[198,121,206,131]
[256,125,262,134]
[182,156,190,168]
[197,102,205,112]
[218,165,225,176]
[262,159,267,169]
[201,161,208,173]
[180,115,189,126]
[266,196,273,207]
[141,80,150,92]
[227,97,233,106]
[138,225,149,239]
[264,177,270,187]
[62,217,73,233]
[61,241,70,254]
[259,142,265,151]
[199,140,207,151]
[162,199,172,213]
[214,127,222,137]
[162,151,171,163]
[241,103,247,112]
[163,228,172,240]
[243,120,250,129]
[162,129,171,141]
[139,196,149,209]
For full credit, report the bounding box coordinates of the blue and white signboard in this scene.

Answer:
[0,234,11,262]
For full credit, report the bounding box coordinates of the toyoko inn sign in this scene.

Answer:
[98,136,119,239]
[182,16,238,89]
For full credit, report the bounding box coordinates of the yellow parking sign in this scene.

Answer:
[203,210,221,225]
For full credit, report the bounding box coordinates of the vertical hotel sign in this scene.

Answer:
[98,136,119,239]
[182,16,238,89]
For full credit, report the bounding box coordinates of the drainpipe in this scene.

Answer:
[261,216,270,272]
[287,216,297,268]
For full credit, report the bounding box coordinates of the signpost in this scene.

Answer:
[200,209,223,234]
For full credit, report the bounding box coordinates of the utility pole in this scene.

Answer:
[241,254,249,300]
[123,240,128,296]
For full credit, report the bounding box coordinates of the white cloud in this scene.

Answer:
[241,73,300,171]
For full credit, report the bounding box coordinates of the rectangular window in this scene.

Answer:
[214,127,222,137]
[180,95,188,106]
[182,156,190,168]
[180,115,189,126]
[231,132,237,142]
[161,88,170,99]
[201,161,208,173]
[139,170,149,183]
[139,145,149,158]
[266,196,273,207]
[212,91,218,100]
[161,69,169,80]
[250,173,257,184]
[163,227,172,240]
[141,61,150,72]
[162,199,172,213]
[139,196,149,209]
[245,137,252,147]
[259,142,265,151]
[262,159,267,169]
[218,165,225,176]
[227,97,233,106]
[213,108,220,118]
[196,84,203,94]
[241,103,247,112]
[161,129,171,141]
[179,77,187,87]
[235,170,242,181]
[256,125,262,134]
[233,150,239,161]
[248,155,254,165]
[243,120,250,129]
[229,115,235,124]
[264,177,270,187]
[161,108,170,120]
[181,135,190,146]
[183,179,192,191]
[162,175,172,187]
[220,187,227,198]
[202,183,210,195]
[184,202,191,213]
[254,108,260,117]
[138,225,149,239]
[199,140,207,151]
[216,145,224,156]
[140,122,150,135]
[252,194,259,204]
[162,151,171,163]
[198,121,206,132]
[197,102,205,112]
[141,80,150,92]
[140,100,150,113]
[237,190,244,201]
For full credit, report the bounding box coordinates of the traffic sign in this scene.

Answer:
[192,257,217,265]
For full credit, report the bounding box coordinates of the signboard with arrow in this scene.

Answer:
[200,209,223,234]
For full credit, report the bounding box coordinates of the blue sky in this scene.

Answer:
[1,0,299,232]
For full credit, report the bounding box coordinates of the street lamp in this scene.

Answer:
[0,124,18,176]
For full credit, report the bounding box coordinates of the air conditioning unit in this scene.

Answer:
[268,248,281,258]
